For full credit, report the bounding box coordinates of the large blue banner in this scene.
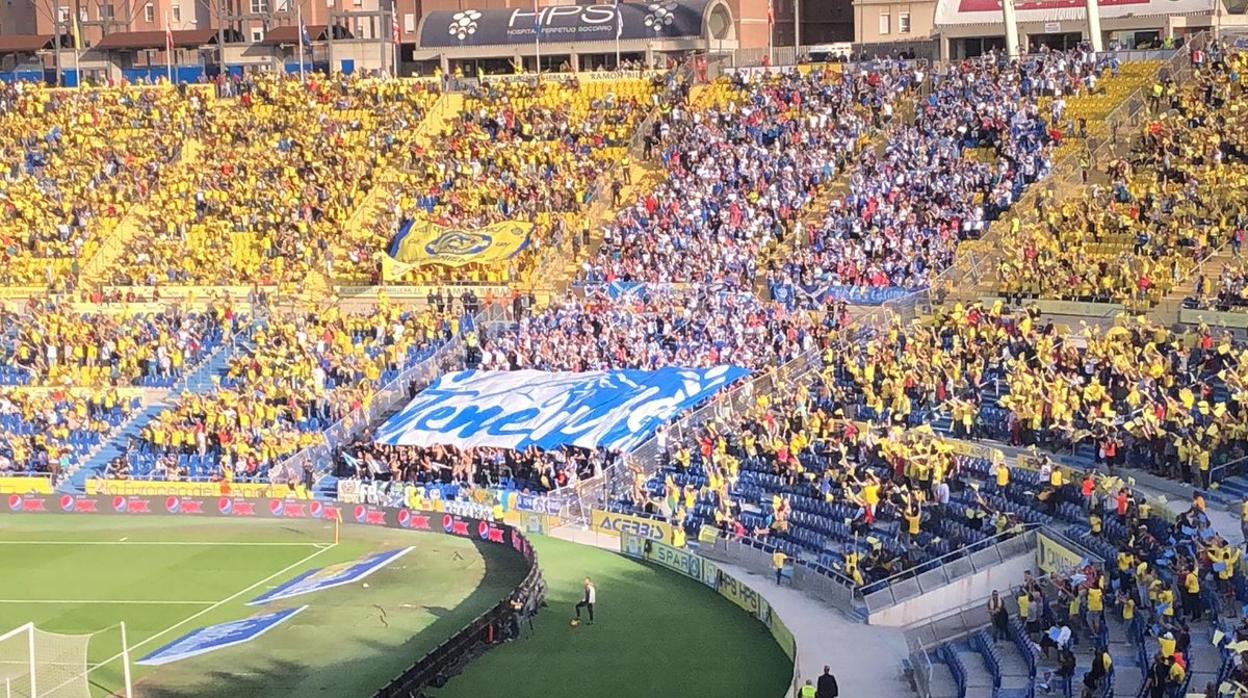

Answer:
[137,607,306,666]
[375,367,749,452]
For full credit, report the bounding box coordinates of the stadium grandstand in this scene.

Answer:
[7,20,1248,698]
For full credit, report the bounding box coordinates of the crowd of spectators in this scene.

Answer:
[352,76,658,286]
[0,297,238,387]
[340,440,618,492]
[1003,43,1248,307]
[133,298,460,481]
[471,286,844,372]
[578,64,913,289]
[767,48,1116,304]
[103,74,441,286]
[808,300,1248,487]
[0,388,134,477]
[0,82,206,287]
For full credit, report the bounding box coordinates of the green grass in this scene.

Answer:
[431,537,792,698]
[0,515,525,697]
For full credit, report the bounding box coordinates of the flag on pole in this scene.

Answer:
[614,0,622,38]
[71,13,81,50]
[391,11,400,42]
[299,10,312,47]
[532,0,541,74]
[767,0,774,27]
[165,11,174,83]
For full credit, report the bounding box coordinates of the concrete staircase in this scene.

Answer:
[78,138,205,286]
[64,403,166,492]
[59,334,246,492]
[337,91,465,243]
[954,640,996,698]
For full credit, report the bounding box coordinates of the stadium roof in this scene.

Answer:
[95,29,221,50]
[934,0,1217,27]
[262,24,353,45]
[416,0,732,51]
[0,35,55,54]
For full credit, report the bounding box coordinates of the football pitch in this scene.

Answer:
[0,515,526,697]
[432,536,793,698]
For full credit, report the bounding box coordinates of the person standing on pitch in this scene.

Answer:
[575,577,596,625]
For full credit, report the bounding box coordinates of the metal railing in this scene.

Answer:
[375,529,544,698]
[697,533,862,611]
[860,525,1040,613]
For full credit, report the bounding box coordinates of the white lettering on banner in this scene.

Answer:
[443,500,494,519]
[375,368,749,453]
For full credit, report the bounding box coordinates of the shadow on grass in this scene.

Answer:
[426,539,792,698]
[135,538,529,698]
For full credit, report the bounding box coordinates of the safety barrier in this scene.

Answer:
[376,531,543,698]
[860,526,1040,614]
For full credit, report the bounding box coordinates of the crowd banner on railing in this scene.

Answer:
[88,480,308,500]
[0,477,54,495]
[1035,530,1085,575]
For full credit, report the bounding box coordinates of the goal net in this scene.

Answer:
[0,623,91,698]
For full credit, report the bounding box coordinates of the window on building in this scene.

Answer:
[878,13,890,34]
[172,5,181,21]
[250,0,266,14]
[57,6,69,23]
[899,11,910,33]
[144,3,153,22]
[78,6,88,21]
[100,4,115,19]
[250,27,263,41]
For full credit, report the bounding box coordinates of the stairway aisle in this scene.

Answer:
[60,333,250,492]
[956,640,996,698]
[996,634,1033,697]
[79,138,205,285]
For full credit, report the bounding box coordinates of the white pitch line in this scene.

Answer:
[80,542,338,678]
[0,544,324,549]
[0,599,218,605]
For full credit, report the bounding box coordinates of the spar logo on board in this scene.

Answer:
[59,495,98,513]
[8,494,46,512]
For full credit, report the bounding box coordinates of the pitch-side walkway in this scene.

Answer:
[551,525,913,698]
